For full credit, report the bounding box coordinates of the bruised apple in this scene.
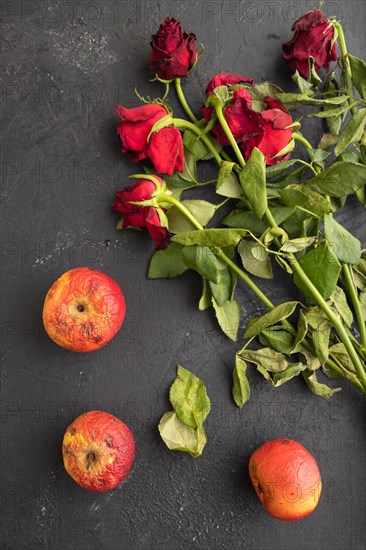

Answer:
[62,411,135,492]
[43,267,126,352]
[249,438,322,521]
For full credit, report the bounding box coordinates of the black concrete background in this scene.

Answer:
[1,1,365,549]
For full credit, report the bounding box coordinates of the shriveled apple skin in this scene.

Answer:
[249,439,322,521]
[62,411,135,492]
[43,267,126,352]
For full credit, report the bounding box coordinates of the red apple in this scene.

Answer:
[62,410,135,492]
[42,267,126,352]
[249,438,322,521]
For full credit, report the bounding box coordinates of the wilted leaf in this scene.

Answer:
[294,244,341,301]
[272,363,307,387]
[291,310,308,351]
[259,328,295,354]
[239,148,267,220]
[232,356,250,407]
[239,347,289,373]
[158,412,206,458]
[348,53,366,100]
[172,228,248,247]
[330,286,353,328]
[217,161,242,198]
[169,366,211,428]
[182,245,225,283]
[167,200,216,233]
[238,239,273,279]
[334,109,366,157]
[244,301,298,339]
[280,237,317,254]
[324,214,361,265]
[303,369,342,398]
[304,162,366,197]
[148,243,189,279]
[212,297,240,342]
[313,328,331,365]
[199,278,211,311]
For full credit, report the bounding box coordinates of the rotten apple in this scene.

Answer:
[62,410,135,492]
[249,438,322,521]
[42,267,126,352]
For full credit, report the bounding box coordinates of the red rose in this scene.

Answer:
[113,177,170,250]
[202,88,264,146]
[116,104,184,176]
[242,97,294,166]
[282,10,337,78]
[151,17,198,80]
[205,73,254,95]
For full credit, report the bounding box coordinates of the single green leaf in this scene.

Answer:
[334,109,366,157]
[303,306,332,330]
[309,103,352,119]
[259,328,295,354]
[244,301,299,339]
[248,82,284,112]
[294,244,341,301]
[312,328,331,365]
[304,162,366,197]
[291,310,308,351]
[209,265,234,306]
[238,239,273,279]
[330,286,353,328]
[272,363,308,387]
[322,72,344,135]
[182,245,224,284]
[216,161,242,198]
[212,298,240,342]
[275,93,349,109]
[223,209,267,233]
[318,133,340,149]
[148,243,189,279]
[356,186,366,207]
[167,200,216,234]
[158,411,206,458]
[307,148,331,166]
[303,369,342,398]
[172,228,248,247]
[199,278,211,311]
[279,185,331,217]
[292,70,314,96]
[239,148,267,220]
[183,129,214,161]
[324,214,361,265]
[353,258,366,290]
[169,366,211,428]
[232,356,250,408]
[266,159,302,179]
[240,347,289,373]
[348,53,366,100]
[280,237,317,254]
[329,343,356,373]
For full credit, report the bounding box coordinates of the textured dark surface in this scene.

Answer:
[1,1,366,549]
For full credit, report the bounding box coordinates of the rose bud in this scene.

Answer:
[282,9,337,79]
[151,17,198,80]
[116,104,184,176]
[202,87,264,146]
[205,72,254,96]
[242,97,294,166]
[113,177,171,250]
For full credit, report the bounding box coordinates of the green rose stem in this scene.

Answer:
[152,194,365,393]
[334,22,366,165]
[213,106,366,390]
[175,78,199,124]
[173,118,222,165]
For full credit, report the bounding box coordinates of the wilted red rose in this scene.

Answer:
[241,97,294,166]
[282,10,337,78]
[151,17,198,80]
[116,104,184,176]
[205,73,254,95]
[113,177,170,250]
[202,88,264,146]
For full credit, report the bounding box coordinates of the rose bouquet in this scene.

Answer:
[112,8,366,415]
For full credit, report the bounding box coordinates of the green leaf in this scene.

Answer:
[248,82,284,112]
[324,214,361,265]
[182,245,224,284]
[303,306,332,330]
[259,328,295,354]
[309,103,352,119]
[294,244,341,301]
[275,93,349,109]
[303,369,342,398]
[348,53,366,100]
[272,363,307,387]
[292,70,314,96]
[291,310,308,351]
[212,298,240,342]
[334,109,366,157]
[169,366,211,428]
[199,278,212,311]
[266,159,302,179]
[239,347,289,372]
[279,185,331,217]
[232,356,250,408]
[330,286,353,328]
[183,130,220,161]
[223,209,266,233]
[329,343,356,373]
[148,114,174,139]
[148,243,189,279]
[318,133,340,149]
[280,237,317,254]
[167,200,216,234]
[313,328,331,365]
[239,148,267,220]
[238,239,273,279]
[209,265,235,306]
[216,161,242,198]
[307,148,331,167]
[214,85,230,102]
[172,228,248,247]
[158,411,206,458]
[244,301,298,339]
[304,162,366,197]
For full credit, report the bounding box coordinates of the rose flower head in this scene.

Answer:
[151,17,198,80]
[116,103,184,176]
[282,9,337,78]
[113,176,170,250]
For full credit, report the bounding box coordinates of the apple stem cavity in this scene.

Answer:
[86,452,96,470]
